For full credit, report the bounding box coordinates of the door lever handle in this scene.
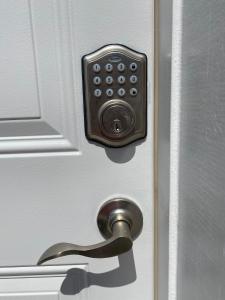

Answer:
[38,221,132,264]
[38,198,143,265]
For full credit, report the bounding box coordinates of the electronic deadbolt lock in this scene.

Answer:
[82,44,147,147]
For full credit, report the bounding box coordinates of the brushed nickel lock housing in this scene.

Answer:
[82,44,147,147]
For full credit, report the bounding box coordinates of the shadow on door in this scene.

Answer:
[61,250,136,295]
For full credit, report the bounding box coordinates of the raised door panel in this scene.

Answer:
[0,265,88,300]
[0,0,79,153]
[0,0,40,120]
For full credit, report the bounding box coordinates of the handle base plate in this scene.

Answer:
[97,198,143,240]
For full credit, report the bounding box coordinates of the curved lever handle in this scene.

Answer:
[38,198,143,265]
[38,221,132,265]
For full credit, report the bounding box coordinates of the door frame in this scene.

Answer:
[154,0,173,299]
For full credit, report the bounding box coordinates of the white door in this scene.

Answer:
[0,1,154,300]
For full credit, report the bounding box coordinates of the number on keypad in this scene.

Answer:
[105,63,113,72]
[106,88,114,97]
[130,62,138,71]
[106,76,113,85]
[118,75,126,85]
[130,75,138,84]
[94,89,102,98]
[118,88,126,97]
[130,88,138,96]
[117,63,125,72]
[93,63,101,72]
[93,76,101,85]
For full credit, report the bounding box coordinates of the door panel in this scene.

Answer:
[0,0,40,120]
[0,1,154,300]
[0,265,88,300]
[0,0,79,153]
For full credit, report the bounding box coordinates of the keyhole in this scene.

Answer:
[113,119,122,133]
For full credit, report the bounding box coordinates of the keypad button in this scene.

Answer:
[93,63,101,72]
[105,76,113,85]
[117,63,125,72]
[118,75,126,85]
[130,75,138,84]
[118,88,126,97]
[94,89,102,98]
[93,76,101,85]
[106,88,114,97]
[130,62,138,71]
[105,63,113,72]
[130,88,138,96]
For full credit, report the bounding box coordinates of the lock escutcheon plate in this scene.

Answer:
[82,44,147,147]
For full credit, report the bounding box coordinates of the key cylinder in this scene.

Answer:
[98,100,136,139]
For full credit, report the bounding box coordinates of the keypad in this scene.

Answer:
[83,44,147,147]
[91,59,139,99]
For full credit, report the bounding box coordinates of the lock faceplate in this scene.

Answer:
[82,44,147,147]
